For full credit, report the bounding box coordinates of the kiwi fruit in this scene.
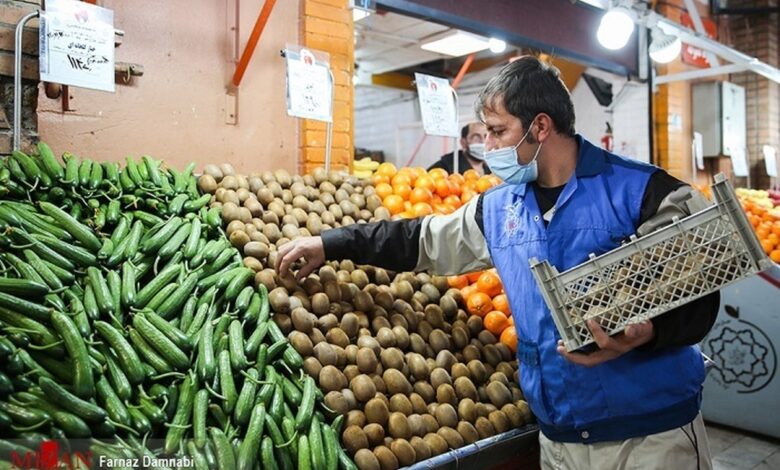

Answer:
[437,426,464,449]
[365,398,389,426]
[364,423,385,447]
[388,412,411,440]
[350,374,378,402]
[390,439,416,467]
[353,449,380,470]
[372,446,398,470]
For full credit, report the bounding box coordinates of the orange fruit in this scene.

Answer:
[771,250,780,263]
[492,294,511,315]
[437,204,456,215]
[500,326,518,353]
[376,162,397,178]
[461,189,477,204]
[477,271,503,297]
[448,275,469,289]
[383,194,405,215]
[484,311,509,335]
[463,169,480,181]
[414,175,435,192]
[761,239,774,254]
[466,271,482,283]
[444,195,462,209]
[772,223,780,237]
[393,184,412,200]
[476,176,494,193]
[449,173,465,185]
[397,211,415,219]
[404,200,412,211]
[460,284,478,303]
[372,174,390,186]
[429,168,449,180]
[409,187,433,204]
[376,183,393,200]
[391,173,411,187]
[434,179,451,198]
[467,292,493,317]
[767,233,779,247]
[412,202,433,217]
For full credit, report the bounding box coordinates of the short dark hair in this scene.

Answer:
[461,124,470,139]
[475,56,576,137]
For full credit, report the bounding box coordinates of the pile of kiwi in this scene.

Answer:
[200,168,532,470]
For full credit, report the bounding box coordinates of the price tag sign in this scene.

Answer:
[415,73,458,138]
[285,48,332,122]
[693,132,704,170]
[730,146,749,177]
[763,145,778,178]
[39,0,115,92]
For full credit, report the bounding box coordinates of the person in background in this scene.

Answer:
[428,122,491,175]
[277,56,719,470]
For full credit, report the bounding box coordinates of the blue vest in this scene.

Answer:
[481,136,704,443]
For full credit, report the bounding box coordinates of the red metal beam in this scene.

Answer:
[232,0,277,88]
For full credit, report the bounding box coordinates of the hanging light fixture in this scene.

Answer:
[596,4,636,50]
[649,27,682,63]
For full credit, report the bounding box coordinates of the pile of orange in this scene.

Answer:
[740,196,780,264]
[448,270,518,354]
[373,163,502,218]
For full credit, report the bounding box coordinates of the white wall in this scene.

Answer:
[354,66,651,168]
[571,68,650,162]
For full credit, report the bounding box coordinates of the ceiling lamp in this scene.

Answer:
[596,5,636,50]
[421,31,492,57]
[488,38,507,53]
[649,27,682,63]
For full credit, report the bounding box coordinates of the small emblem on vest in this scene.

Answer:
[504,201,522,237]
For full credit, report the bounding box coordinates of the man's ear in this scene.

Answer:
[460,138,469,150]
[535,113,555,143]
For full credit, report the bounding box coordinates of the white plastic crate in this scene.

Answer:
[530,174,772,352]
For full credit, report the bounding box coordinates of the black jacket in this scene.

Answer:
[427,151,491,175]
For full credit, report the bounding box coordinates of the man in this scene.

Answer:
[277,57,718,469]
[428,122,491,175]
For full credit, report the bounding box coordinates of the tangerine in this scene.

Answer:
[393,183,412,200]
[484,311,509,335]
[376,162,397,178]
[460,284,478,303]
[500,326,518,353]
[412,202,433,217]
[376,183,393,200]
[463,169,480,181]
[448,275,469,289]
[477,271,503,297]
[492,294,511,315]
[434,179,451,198]
[429,168,449,180]
[771,250,780,264]
[409,187,433,204]
[476,176,494,193]
[467,292,493,317]
[383,194,405,215]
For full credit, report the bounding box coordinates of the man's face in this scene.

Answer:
[462,123,487,151]
[482,99,536,165]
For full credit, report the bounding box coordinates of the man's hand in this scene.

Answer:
[557,319,655,367]
[275,237,326,280]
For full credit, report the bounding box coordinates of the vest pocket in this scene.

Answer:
[517,339,555,425]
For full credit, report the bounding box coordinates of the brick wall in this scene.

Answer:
[654,0,779,188]
[0,0,41,153]
[299,0,354,174]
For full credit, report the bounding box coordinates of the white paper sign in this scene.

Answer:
[415,73,458,138]
[693,132,704,170]
[730,146,749,177]
[763,145,778,178]
[285,49,332,122]
[39,0,115,92]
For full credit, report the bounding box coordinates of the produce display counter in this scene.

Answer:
[405,424,540,470]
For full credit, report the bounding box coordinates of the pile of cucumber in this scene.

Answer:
[0,144,354,470]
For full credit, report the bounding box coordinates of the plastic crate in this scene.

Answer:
[530,174,772,352]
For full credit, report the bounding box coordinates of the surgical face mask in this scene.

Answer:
[484,124,543,185]
[468,143,485,160]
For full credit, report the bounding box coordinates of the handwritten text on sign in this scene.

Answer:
[40,0,115,92]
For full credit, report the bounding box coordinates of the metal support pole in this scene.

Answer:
[452,89,460,175]
[325,68,335,172]
[14,10,39,151]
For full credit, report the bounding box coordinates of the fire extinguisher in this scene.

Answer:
[601,122,613,152]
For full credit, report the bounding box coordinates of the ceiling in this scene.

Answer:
[354,10,512,82]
